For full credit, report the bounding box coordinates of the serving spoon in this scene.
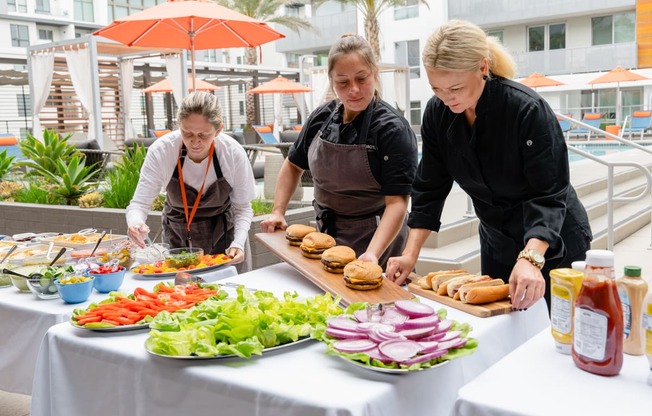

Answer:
[89,230,107,257]
[0,245,18,264]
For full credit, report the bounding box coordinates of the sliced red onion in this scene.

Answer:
[368,328,406,344]
[394,300,435,318]
[365,347,394,363]
[397,325,438,340]
[400,349,449,365]
[380,307,409,325]
[397,314,440,330]
[418,341,441,354]
[437,337,467,350]
[327,318,360,332]
[439,330,462,342]
[357,322,394,333]
[332,338,377,353]
[378,339,423,362]
[420,332,447,342]
[353,309,369,323]
[433,319,453,334]
[325,327,368,340]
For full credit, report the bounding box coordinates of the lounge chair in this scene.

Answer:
[568,113,602,141]
[621,110,652,140]
[253,125,278,144]
[557,114,572,140]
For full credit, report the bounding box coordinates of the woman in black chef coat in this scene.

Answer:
[260,34,418,268]
[386,20,592,311]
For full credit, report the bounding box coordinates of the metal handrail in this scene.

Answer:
[557,112,652,250]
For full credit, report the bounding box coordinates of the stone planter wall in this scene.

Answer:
[0,202,315,270]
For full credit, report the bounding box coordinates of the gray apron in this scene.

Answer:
[163,145,251,272]
[308,101,409,268]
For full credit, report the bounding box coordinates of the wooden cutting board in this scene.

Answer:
[255,231,414,306]
[407,283,513,318]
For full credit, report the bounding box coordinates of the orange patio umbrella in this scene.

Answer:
[519,72,565,90]
[144,75,220,93]
[93,0,285,90]
[589,66,650,125]
[248,76,312,94]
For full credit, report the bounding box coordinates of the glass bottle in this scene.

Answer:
[572,249,623,376]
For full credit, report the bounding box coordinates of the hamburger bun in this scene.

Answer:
[321,246,356,274]
[343,260,383,290]
[299,232,336,259]
[285,224,317,246]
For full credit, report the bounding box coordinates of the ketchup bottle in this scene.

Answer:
[572,249,623,376]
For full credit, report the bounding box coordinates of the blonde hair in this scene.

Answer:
[176,91,223,131]
[328,33,381,97]
[422,20,516,80]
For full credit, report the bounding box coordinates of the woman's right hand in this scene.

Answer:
[385,254,418,286]
[127,223,150,248]
[260,213,288,233]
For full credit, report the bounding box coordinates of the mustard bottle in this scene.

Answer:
[617,266,648,356]
[644,287,652,385]
[550,268,584,354]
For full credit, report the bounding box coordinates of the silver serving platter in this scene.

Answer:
[145,336,314,360]
[71,321,149,332]
[337,355,449,375]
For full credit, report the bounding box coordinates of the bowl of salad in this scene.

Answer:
[163,247,204,269]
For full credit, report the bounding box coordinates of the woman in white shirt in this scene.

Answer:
[126,91,256,270]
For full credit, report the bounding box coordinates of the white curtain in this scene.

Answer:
[119,59,135,143]
[309,70,330,112]
[292,92,306,121]
[30,51,55,139]
[272,93,282,139]
[394,70,408,113]
[165,54,183,106]
[64,46,95,142]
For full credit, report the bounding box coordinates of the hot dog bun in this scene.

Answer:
[458,279,505,302]
[462,283,510,305]
[447,274,492,298]
[427,270,468,291]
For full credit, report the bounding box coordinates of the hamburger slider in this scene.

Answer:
[321,246,356,274]
[285,224,317,246]
[299,232,336,259]
[343,260,384,291]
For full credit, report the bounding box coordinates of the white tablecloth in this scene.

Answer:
[0,265,236,394]
[452,328,652,416]
[31,263,550,416]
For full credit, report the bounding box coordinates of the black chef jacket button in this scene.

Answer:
[384,155,389,161]
[526,139,533,146]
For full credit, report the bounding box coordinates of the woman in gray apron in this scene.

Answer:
[127,92,256,271]
[261,35,418,268]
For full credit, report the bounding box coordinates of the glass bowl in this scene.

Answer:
[0,262,12,288]
[88,265,126,293]
[163,247,204,268]
[27,276,60,300]
[55,275,94,304]
[8,265,45,293]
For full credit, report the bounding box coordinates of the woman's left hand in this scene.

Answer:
[226,247,244,265]
[509,261,545,310]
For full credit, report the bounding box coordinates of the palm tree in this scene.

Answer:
[335,0,429,60]
[214,0,315,129]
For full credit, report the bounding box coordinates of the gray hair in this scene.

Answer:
[176,91,223,130]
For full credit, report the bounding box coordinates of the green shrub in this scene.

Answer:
[0,149,16,181]
[103,145,147,209]
[13,179,63,205]
[151,194,166,211]
[251,196,273,216]
[39,156,99,205]
[17,129,82,177]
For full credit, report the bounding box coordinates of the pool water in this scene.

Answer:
[567,143,651,163]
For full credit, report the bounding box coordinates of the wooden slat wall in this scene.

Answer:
[40,56,124,148]
[637,0,652,68]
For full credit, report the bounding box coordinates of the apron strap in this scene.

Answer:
[173,143,224,179]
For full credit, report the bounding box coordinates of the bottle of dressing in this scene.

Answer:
[617,266,648,355]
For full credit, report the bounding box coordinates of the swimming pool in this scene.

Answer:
[567,142,651,163]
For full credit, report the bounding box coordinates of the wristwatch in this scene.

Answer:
[517,249,545,270]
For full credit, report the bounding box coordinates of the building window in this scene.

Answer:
[75,30,92,38]
[592,12,635,45]
[395,40,420,79]
[17,94,31,118]
[395,0,419,20]
[486,30,504,44]
[38,28,54,41]
[8,0,28,13]
[74,0,94,22]
[10,24,29,47]
[409,100,421,126]
[528,23,565,52]
[238,84,244,94]
[35,0,51,13]
[236,56,243,65]
[238,101,245,115]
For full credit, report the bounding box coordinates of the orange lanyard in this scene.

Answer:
[177,142,215,246]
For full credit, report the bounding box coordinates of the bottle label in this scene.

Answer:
[618,287,632,337]
[551,284,572,334]
[574,306,608,361]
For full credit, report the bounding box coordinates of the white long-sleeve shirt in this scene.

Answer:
[126,131,255,251]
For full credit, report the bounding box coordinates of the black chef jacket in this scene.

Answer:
[288,99,418,196]
[409,76,592,267]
